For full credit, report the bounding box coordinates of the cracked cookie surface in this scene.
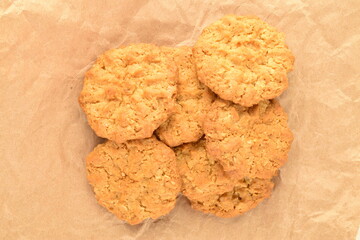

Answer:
[193,15,294,107]
[175,140,273,217]
[86,137,181,225]
[175,140,233,200]
[156,46,215,147]
[204,98,293,179]
[190,177,274,218]
[79,43,178,144]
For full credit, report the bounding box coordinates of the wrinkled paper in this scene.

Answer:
[1,0,360,239]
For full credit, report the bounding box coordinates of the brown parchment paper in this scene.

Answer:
[1,0,360,239]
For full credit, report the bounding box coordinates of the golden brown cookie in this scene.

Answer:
[86,137,181,225]
[193,15,294,107]
[155,47,215,147]
[175,140,273,218]
[204,98,293,179]
[190,177,274,218]
[175,140,233,200]
[79,44,178,144]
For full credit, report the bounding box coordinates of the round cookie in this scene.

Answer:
[79,44,178,144]
[193,15,294,107]
[86,137,181,225]
[175,140,273,218]
[175,140,234,200]
[156,47,215,147]
[204,98,293,179]
[190,177,274,218]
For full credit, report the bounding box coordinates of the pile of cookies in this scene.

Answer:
[79,15,294,225]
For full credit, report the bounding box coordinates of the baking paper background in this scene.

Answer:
[1,0,359,239]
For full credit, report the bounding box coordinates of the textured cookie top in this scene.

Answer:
[175,140,274,218]
[175,140,234,200]
[156,47,215,147]
[204,98,293,179]
[79,43,178,144]
[194,15,294,107]
[86,137,181,225]
[190,177,274,218]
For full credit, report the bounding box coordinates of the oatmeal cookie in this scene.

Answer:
[175,140,233,200]
[190,177,274,218]
[204,98,293,179]
[86,137,181,225]
[193,15,294,107]
[156,46,215,147]
[79,44,178,144]
[175,140,274,217]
